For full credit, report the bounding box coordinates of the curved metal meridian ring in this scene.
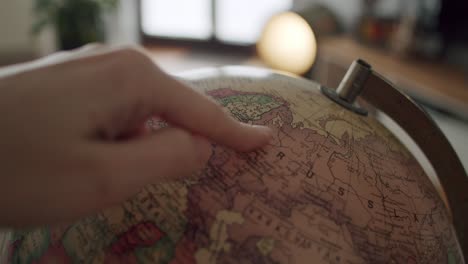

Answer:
[360,71,468,262]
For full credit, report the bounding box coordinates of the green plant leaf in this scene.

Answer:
[32,0,117,35]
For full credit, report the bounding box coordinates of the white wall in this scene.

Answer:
[104,0,140,45]
[0,0,138,65]
[0,1,34,51]
[0,1,37,63]
[0,1,57,65]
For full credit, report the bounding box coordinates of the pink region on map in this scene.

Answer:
[169,237,198,264]
[104,221,164,263]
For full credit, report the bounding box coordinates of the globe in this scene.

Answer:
[3,66,464,263]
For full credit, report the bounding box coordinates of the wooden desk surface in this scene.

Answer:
[318,37,468,119]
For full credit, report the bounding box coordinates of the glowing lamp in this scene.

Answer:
[257,12,317,75]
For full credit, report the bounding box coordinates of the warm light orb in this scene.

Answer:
[257,12,317,75]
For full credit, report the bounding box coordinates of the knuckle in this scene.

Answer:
[113,47,153,68]
[102,47,155,93]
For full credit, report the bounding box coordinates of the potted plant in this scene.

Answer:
[33,0,118,50]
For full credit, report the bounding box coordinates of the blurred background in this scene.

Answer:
[0,0,467,169]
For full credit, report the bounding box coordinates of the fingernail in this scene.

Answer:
[193,135,212,166]
[252,125,274,142]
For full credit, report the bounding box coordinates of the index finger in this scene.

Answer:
[151,69,273,151]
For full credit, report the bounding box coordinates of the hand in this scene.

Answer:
[0,45,272,226]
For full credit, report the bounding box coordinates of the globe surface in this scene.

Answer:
[6,67,462,263]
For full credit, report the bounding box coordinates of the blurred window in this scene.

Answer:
[141,0,213,40]
[215,0,292,44]
[140,0,293,45]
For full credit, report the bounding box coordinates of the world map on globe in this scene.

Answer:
[5,68,462,263]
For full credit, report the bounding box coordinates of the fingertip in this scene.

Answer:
[235,124,274,152]
[251,125,274,141]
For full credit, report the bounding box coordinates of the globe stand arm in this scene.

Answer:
[357,64,468,262]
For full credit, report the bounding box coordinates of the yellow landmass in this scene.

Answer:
[256,237,276,256]
[195,210,244,264]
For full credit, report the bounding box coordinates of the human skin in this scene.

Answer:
[0,45,272,227]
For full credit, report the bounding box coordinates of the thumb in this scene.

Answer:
[94,127,211,203]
